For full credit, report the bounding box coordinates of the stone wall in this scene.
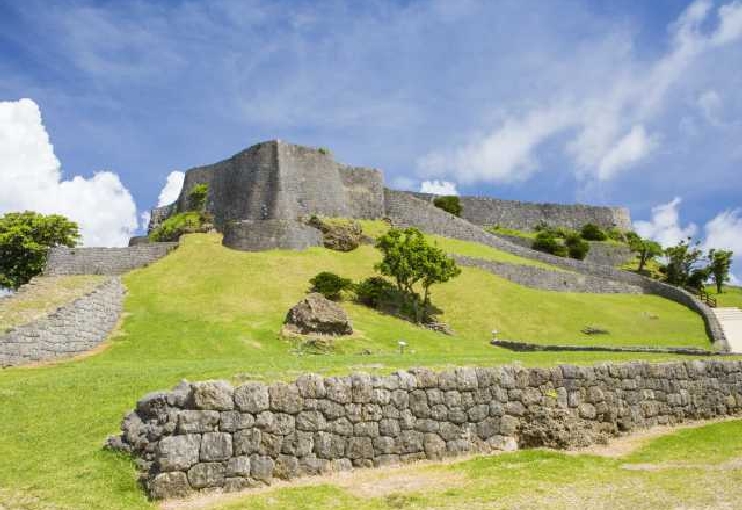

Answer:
[111,360,742,500]
[153,141,385,235]
[408,192,632,231]
[45,243,178,276]
[222,220,324,251]
[454,256,642,294]
[0,278,125,367]
[383,190,729,350]
[494,234,634,267]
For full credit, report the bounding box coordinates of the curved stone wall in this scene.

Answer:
[383,190,728,350]
[454,256,642,294]
[407,191,632,231]
[222,220,323,251]
[45,243,178,276]
[0,278,125,367]
[494,234,633,267]
[111,360,742,500]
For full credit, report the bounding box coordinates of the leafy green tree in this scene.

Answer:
[626,232,663,273]
[433,196,463,217]
[565,233,590,260]
[664,238,704,287]
[374,227,460,322]
[149,212,203,242]
[187,183,209,212]
[0,212,80,289]
[580,224,607,241]
[532,231,568,257]
[708,249,734,293]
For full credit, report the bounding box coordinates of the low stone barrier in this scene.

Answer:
[491,340,725,356]
[110,360,742,500]
[0,278,125,367]
[45,243,178,276]
[454,256,642,294]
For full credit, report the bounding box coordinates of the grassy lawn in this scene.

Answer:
[0,275,106,331]
[209,419,742,510]
[0,234,720,509]
[706,285,742,308]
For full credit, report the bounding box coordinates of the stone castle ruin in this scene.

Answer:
[148,140,631,251]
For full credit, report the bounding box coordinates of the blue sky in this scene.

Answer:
[0,0,740,266]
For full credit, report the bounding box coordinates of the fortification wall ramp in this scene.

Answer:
[45,243,178,276]
[383,190,728,350]
[0,277,125,367]
[407,191,632,232]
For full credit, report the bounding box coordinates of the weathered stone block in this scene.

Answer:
[157,435,201,472]
[269,383,303,414]
[150,472,191,500]
[200,432,233,461]
[225,456,251,477]
[234,382,269,414]
[188,463,225,489]
[192,380,234,411]
[177,410,220,434]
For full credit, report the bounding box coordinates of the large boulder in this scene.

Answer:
[285,293,353,336]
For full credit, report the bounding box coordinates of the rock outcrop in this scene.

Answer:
[284,293,353,336]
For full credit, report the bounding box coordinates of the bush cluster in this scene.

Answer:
[149,212,204,242]
[309,271,354,300]
[433,196,462,217]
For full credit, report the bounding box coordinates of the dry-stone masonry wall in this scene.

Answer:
[384,190,729,350]
[0,278,124,367]
[45,243,178,276]
[111,360,742,500]
[454,256,643,294]
[408,191,632,231]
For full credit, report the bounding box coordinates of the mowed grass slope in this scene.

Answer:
[706,285,742,309]
[0,234,716,510]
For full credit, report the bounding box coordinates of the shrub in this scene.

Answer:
[355,276,396,308]
[309,271,353,300]
[149,212,202,242]
[532,231,567,257]
[187,184,209,212]
[565,233,590,260]
[606,227,627,243]
[580,223,607,241]
[433,196,462,217]
[318,147,330,155]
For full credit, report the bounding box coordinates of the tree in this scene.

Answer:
[565,233,590,260]
[664,237,704,288]
[374,227,461,322]
[309,271,353,300]
[626,232,663,273]
[187,183,209,212]
[433,196,463,217]
[708,249,734,293]
[0,212,80,289]
[580,224,607,241]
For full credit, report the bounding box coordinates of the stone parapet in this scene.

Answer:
[111,360,742,500]
[44,243,178,276]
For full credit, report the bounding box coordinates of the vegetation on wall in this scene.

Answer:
[627,232,663,273]
[580,223,608,241]
[150,184,213,242]
[0,211,80,289]
[433,195,463,217]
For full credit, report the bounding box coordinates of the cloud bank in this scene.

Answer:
[417,0,742,186]
[420,180,458,196]
[0,98,136,247]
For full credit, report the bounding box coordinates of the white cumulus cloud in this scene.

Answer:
[420,180,459,196]
[157,170,185,207]
[0,98,137,247]
[634,197,698,248]
[698,89,723,125]
[418,0,742,185]
[140,211,151,230]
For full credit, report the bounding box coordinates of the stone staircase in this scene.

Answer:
[712,307,742,353]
